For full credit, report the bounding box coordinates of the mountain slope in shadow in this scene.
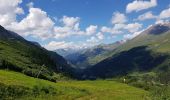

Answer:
[82,46,169,79]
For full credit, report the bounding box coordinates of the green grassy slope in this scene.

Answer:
[0,25,72,81]
[113,31,170,54]
[89,23,170,65]
[0,70,150,100]
[90,32,170,66]
[106,24,170,58]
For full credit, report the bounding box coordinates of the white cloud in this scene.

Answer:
[8,8,54,39]
[0,1,99,40]
[26,2,34,8]
[101,22,142,35]
[123,30,144,40]
[101,26,111,33]
[114,24,126,30]
[53,26,72,38]
[54,16,98,38]
[111,12,127,24]
[0,0,54,39]
[126,0,157,13]
[96,32,104,40]
[137,11,157,21]
[87,36,99,43]
[153,7,170,24]
[159,7,170,19]
[86,33,104,46]
[15,7,24,14]
[134,7,170,24]
[44,41,95,51]
[53,16,82,38]
[62,16,80,29]
[0,0,24,26]
[155,19,165,24]
[86,25,98,35]
[125,23,142,33]
[135,7,170,23]
[101,26,123,35]
[155,19,170,24]
[123,24,154,41]
[44,41,74,50]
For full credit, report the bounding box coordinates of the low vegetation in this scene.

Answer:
[0,70,150,100]
[115,72,170,100]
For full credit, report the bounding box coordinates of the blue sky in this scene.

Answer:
[0,0,170,50]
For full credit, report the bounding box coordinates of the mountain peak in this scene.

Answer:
[0,25,10,39]
[0,25,5,29]
[143,22,170,35]
[0,25,7,32]
[0,25,25,41]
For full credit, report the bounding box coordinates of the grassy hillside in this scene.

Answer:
[0,70,150,100]
[89,26,170,66]
[0,25,73,81]
[112,31,170,54]
[100,26,170,59]
[90,23,170,66]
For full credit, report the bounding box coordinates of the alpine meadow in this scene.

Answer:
[0,0,170,100]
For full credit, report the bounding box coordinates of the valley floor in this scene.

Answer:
[0,70,150,100]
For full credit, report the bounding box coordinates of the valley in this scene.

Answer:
[0,0,170,99]
[0,22,170,100]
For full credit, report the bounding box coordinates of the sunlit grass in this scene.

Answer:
[0,70,150,100]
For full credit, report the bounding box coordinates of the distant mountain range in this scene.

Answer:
[55,48,80,57]
[56,41,123,69]
[0,25,73,81]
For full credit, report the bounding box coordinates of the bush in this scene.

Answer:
[32,85,57,96]
[151,86,170,100]
[0,83,57,100]
[0,83,31,99]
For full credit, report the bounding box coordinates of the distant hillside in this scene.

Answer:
[62,42,122,69]
[0,25,73,81]
[55,48,79,57]
[83,23,170,79]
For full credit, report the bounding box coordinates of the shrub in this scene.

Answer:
[0,83,31,99]
[0,83,57,99]
[151,86,170,100]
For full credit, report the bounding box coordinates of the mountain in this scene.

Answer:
[63,42,122,69]
[55,48,79,57]
[30,41,42,47]
[0,25,73,81]
[83,23,170,79]
[0,26,25,41]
